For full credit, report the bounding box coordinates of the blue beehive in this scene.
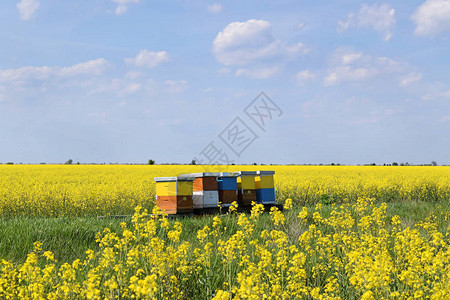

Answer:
[256,188,276,204]
[255,171,276,204]
[217,172,238,206]
[218,172,238,191]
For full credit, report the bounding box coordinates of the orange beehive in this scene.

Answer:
[180,173,220,209]
[193,176,218,191]
[154,176,194,214]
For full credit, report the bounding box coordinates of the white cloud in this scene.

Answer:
[358,4,396,41]
[296,70,314,85]
[125,50,169,68]
[438,90,450,98]
[324,48,405,85]
[399,72,423,87]
[88,75,160,97]
[60,59,110,76]
[124,71,144,79]
[115,5,128,15]
[213,19,307,66]
[415,87,450,101]
[235,66,279,79]
[89,76,153,96]
[89,71,162,96]
[123,82,141,94]
[337,13,355,33]
[341,52,363,65]
[0,58,109,82]
[164,80,188,93]
[17,0,39,21]
[111,0,139,15]
[411,0,450,36]
[207,3,222,14]
[324,67,369,85]
[338,4,396,41]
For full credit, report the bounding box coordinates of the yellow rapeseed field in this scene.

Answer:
[1,200,450,299]
[0,165,449,217]
[1,165,450,298]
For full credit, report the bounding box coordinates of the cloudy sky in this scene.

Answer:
[0,0,449,165]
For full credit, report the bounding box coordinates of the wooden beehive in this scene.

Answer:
[237,171,257,206]
[217,172,239,206]
[181,173,220,209]
[154,176,194,214]
[255,171,276,204]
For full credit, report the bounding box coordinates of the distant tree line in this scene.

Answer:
[0,160,444,166]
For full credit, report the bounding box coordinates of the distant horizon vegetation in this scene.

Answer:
[0,160,445,166]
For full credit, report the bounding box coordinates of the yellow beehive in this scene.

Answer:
[255,171,275,189]
[255,171,276,204]
[237,171,257,206]
[154,176,194,214]
[237,172,256,189]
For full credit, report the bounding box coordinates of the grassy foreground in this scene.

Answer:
[1,199,450,299]
[1,200,449,265]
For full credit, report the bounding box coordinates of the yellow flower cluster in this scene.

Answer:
[0,165,448,217]
[1,199,450,299]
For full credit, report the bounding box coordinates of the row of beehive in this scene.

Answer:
[154,171,276,214]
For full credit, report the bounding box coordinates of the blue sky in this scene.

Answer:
[0,0,449,165]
